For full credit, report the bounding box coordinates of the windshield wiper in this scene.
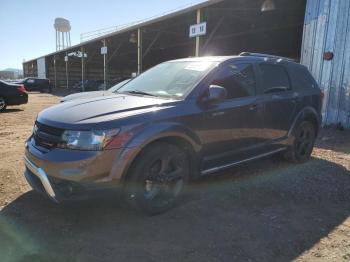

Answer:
[125,90,157,97]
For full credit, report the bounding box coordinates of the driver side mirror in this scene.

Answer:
[203,85,227,105]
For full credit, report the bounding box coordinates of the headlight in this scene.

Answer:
[57,128,120,151]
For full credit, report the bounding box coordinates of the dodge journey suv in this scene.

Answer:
[24,53,322,214]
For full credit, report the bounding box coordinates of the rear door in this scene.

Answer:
[24,78,36,91]
[201,62,265,169]
[257,63,297,141]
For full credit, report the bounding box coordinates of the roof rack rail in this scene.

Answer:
[239,52,297,62]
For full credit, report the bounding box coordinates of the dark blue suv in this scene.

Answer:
[24,53,322,214]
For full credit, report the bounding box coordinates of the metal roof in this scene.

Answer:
[24,0,224,64]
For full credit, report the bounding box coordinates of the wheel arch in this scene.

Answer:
[111,122,202,183]
[288,106,321,137]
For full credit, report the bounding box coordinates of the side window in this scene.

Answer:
[212,63,256,99]
[259,64,291,94]
[289,66,316,91]
[27,79,35,84]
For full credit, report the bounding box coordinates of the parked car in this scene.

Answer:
[60,79,130,102]
[0,80,28,111]
[16,77,51,93]
[24,53,322,214]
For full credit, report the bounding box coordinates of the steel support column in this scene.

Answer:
[53,55,57,89]
[103,39,107,90]
[81,46,85,92]
[65,52,69,89]
[137,28,142,74]
[195,9,202,57]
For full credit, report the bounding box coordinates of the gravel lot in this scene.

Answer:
[1,93,350,262]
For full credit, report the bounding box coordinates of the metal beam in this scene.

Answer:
[195,9,202,57]
[137,28,142,74]
[107,40,124,63]
[143,32,161,58]
[202,16,225,53]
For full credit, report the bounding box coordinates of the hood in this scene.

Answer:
[61,91,113,102]
[38,94,177,128]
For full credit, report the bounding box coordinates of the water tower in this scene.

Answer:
[54,18,71,51]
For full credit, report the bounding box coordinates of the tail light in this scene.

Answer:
[18,84,27,93]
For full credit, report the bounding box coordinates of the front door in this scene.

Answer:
[201,62,265,170]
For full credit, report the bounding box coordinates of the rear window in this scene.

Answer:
[259,64,291,94]
[288,65,317,90]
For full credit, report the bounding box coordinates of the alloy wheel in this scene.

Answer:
[0,97,6,111]
[143,154,185,207]
[295,124,314,158]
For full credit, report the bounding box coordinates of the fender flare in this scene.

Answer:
[288,106,321,138]
[109,122,202,182]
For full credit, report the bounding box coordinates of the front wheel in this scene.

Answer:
[124,142,190,215]
[0,97,7,112]
[284,121,316,163]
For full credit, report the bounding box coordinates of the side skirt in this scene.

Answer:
[200,147,287,176]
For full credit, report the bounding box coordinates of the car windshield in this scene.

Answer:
[108,79,130,93]
[117,61,216,99]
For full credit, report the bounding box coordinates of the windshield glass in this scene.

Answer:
[108,79,130,93]
[118,61,216,99]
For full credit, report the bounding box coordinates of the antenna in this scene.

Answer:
[54,18,71,51]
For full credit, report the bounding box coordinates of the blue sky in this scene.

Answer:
[0,0,202,70]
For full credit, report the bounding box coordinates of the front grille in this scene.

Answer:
[33,121,64,150]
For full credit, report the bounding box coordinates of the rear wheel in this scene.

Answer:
[0,97,7,112]
[124,142,190,215]
[284,121,316,163]
[41,87,51,93]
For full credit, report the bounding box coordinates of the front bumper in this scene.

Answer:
[24,155,57,201]
[24,138,126,202]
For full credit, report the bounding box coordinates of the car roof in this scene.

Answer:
[166,53,301,66]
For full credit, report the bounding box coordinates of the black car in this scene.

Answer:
[0,80,28,111]
[24,53,322,214]
[17,77,51,93]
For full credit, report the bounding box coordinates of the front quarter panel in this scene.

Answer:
[108,120,202,182]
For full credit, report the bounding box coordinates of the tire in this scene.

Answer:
[40,87,50,93]
[284,121,316,163]
[0,97,7,112]
[124,142,190,215]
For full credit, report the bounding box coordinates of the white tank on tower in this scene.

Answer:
[54,18,71,51]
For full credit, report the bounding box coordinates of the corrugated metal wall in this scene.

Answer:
[301,0,350,128]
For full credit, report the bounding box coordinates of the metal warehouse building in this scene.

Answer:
[23,0,350,128]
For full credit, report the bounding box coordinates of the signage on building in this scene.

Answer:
[189,22,207,38]
[101,46,108,55]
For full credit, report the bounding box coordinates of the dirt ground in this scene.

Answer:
[1,93,350,262]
